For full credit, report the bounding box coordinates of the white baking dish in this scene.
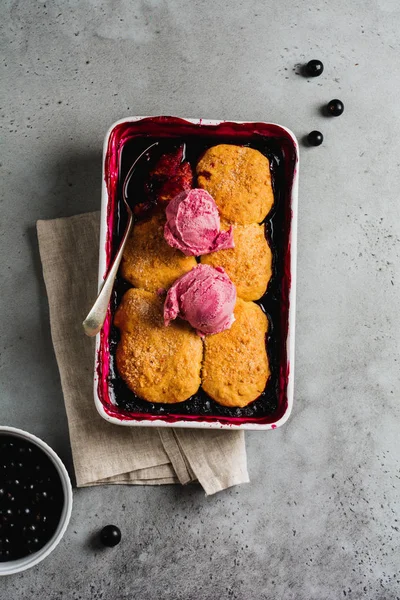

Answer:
[94,116,298,430]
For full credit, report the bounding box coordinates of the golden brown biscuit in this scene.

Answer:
[196,144,274,225]
[120,213,196,292]
[200,222,272,301]
[202,298,270,407]
[114,288,203,403]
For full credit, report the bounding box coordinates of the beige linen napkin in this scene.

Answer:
[37,212,249,495]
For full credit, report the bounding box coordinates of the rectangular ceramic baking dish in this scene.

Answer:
[94,116,298,430]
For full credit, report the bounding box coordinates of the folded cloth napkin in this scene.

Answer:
[37,212,249,495]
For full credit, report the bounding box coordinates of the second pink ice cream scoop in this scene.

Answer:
[164,188,234,256]
[164,264,237,337]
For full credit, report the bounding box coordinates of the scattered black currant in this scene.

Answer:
[100,525,122,547]
[307,131,324,146]
[306,59,324,77]
[327,99,344,116]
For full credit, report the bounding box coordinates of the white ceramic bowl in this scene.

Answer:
[0,426,73,576]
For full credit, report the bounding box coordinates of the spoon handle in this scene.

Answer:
[82,212,133,337]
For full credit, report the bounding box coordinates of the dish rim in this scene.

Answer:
[94,116,299,430]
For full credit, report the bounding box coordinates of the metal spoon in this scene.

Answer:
[82,142,158,337]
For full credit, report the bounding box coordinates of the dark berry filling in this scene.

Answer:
[0,435,64,562]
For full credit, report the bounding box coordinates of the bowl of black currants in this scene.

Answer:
[0,426,72,575]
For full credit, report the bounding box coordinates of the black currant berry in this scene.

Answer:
[307,131,324,146]
[306,59,324,77]
[327,99,344,116]
[100,525,121,547]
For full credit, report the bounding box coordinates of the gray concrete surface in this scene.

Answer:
[1,0,400,598]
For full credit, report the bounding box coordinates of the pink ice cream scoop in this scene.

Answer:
[164,188,234,256]
[164,264,237,336]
